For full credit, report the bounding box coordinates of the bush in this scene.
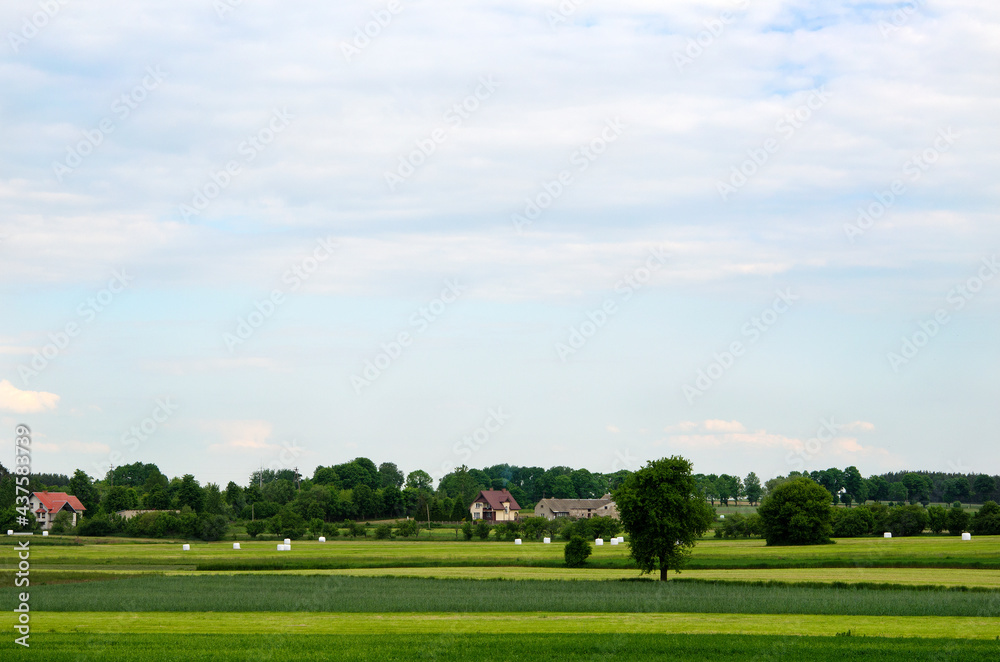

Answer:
[881,505,929,536]
[51,511,74,534]
[519,517,548,541]
[474,521,491,540]
[77,513,124,537]
[493,522,521,542]
[832,507,875,538]
[589,515,623,540]
[397,519,419,538]
[970,501,1000,535]
[200,514,229,541]
[757,477,834,546]
[461,521,474,540]
[946,505,970,535]
[374,523,393,539]
[245,520,267,538]
[344,520,366,538]
[927,505,947,534]
[322,522,341,538]
[564,536,592,567]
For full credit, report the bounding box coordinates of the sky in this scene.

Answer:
[1,0,998,488]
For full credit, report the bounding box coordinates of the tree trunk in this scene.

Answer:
[660,564,668,581]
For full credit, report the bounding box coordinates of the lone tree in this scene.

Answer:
[612,456,715,581]
[757,477,834,546]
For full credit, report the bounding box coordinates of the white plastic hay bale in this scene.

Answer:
[514,539,522,545]
[884,532,892,538]
[543,537,551,544]
[720,515,725,519]
[233,542,241,550]
[319,536,326,542]
[182,544,190,550]
[284,538,291,545]
[42,531,49,536]
[610,538,618,545]
[617,537,625,543]
[6,530,12,535]
[595,538,604,545]
[277,543,290,551]
[962,532,972,541]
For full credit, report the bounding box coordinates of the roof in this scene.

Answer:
[32,491,86,513]
[536,497,612,513]
[473,489,521,511]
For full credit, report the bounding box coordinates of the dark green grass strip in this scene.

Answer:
[10,575,1000,617]
[193,557,1000,571]
[5,634,1000,661]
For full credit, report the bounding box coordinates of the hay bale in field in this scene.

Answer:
[962,532,972,541]
[595,538,603,545]
[514,539,522,544]
[543,537,551,544]
[284,538,291,545]
[182,544,190,550]
[319,536,326,542]
[884,532,892,538]
[42,531,48,536]
[610,538,618,545]
[233,542,241,549]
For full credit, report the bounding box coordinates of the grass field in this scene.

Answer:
[6,535,1000,576]
[6,634,1000,661]
[9,574,1000,616]
[4,534,1000,658]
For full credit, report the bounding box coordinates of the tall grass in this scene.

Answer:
[9,634,1000,661]
[15,575,1000,617]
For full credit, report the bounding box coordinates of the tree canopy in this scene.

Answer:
[612,456,715,581]
[757,477,834,546]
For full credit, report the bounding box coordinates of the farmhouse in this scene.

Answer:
[469,489,520,522]
[29,491,86,530]
[534,494,619,520]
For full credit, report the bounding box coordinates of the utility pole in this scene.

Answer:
[109,463,114,488]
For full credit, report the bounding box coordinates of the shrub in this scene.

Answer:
[245,520,267,538]
[564,536,592,567]
[474,521,491,540]
[757,477,834,546]
[200,514,229,541]
[493,522,521,542]
[833,507,875,538]
[397,519,419,538]
[77,513,124,537]
[589,515,623,540]
[322,522,341,538]
[520,517,548,541]
[374,523,393,539]
[970,501,1000,535]
[461,521,474,540]
[51,511,74,534]
[882,505,929,536]
[946,505,970,535]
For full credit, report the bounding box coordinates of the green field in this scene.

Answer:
[6,634,1000,662]
[9,574,1000,616]
[4,535,1000,658]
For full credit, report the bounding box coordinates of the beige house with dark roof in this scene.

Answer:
[470,489,520,522]
[534,494,618,520]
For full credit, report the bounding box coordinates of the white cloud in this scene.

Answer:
[0,380,59,413]
[205,420,278,454]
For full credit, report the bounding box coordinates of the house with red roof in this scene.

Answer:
[469,489,520,522]
[29,491,87,530]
